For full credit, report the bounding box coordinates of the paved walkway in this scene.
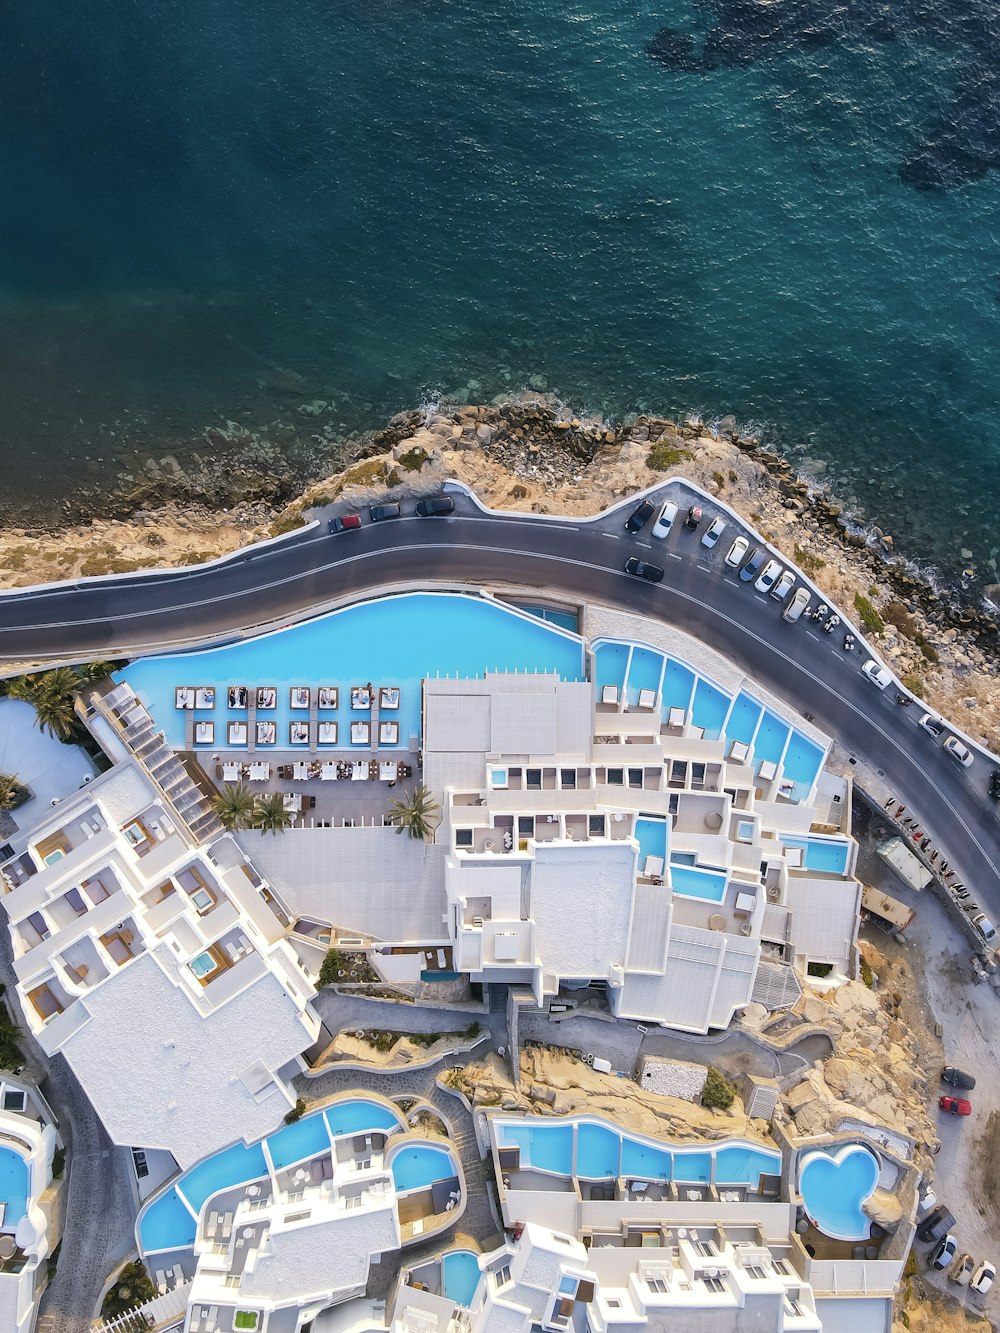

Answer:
[313,990,502,1043]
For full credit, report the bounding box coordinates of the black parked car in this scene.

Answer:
[369,502,401,522]
[624,557,664,583]
[415,495,455,517]
[917,1204,956,1245]
[942,1066,976,1090]
[990,770,1000,800]
[624,499,655,533]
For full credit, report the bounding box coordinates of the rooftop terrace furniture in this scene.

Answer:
[380,687,400,709]
[601,685,619,705]
[351,722,371,746]
[321,762,338,780]
[643,856,664,877]
[638,688,657,709]
[292,762,310,780]
[379,721,399,745]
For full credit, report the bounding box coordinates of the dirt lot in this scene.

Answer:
[854,798,1000,1329]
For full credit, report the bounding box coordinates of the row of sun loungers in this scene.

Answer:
[218,759,412,784]
[197,720,400,748]
[176,685,401,711]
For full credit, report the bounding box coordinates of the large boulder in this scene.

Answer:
[864,1187,903,1229]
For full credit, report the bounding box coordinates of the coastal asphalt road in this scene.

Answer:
[0,484,997,926]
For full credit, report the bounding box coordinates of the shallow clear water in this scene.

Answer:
[799,1145,879,1240]
[4,0,1000,577]
[0,1145,29,1227]
[390,1145,454,1192]
[442,1251,483,1307]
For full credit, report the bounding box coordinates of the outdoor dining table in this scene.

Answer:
[320,762,338,780]
[292,762,310,780]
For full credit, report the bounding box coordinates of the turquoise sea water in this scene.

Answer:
[4,1,1000,578]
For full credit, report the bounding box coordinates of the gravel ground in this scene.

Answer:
[853,798,1000,1324]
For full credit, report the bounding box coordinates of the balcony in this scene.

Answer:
[99,919,145,968]
[57,935,110,991]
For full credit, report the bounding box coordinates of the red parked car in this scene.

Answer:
[329,513,362,532]
[939,1095,972,1117]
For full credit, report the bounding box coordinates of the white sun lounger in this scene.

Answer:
[643,856,664,877]
[638,688,657,709]
[601,685,619,705]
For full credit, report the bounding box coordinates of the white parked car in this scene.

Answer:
[754,559,783,594]
[943,736,974,767]
[918,1188,937,1216]
[701,516,727,548]
[929,1235,958,1270]
[725,535,749,569]
[770,569,796,600]
[651,502,678,539]
[783,587,811,623]
[918,713,946,738]
[861,660,893,690]
[971,1261,996,1295]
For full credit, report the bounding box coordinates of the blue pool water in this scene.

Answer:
[139,1185,196,1254]
[670,863,728,903]
[498,1119,780,1186]
[190,951,216,980]
[753,712,791,767]
[781,835,851,875]
[799,1146,879,1241]
[626,647,663,700]
[442,1250,483,1307]
[266,1113,332,1170]
[635,817,668,872]
[782,733,825,791]
[725,692,763,747]
[594,642,630,695]
[179,1140,268,1213]
[0,1145,29,1227]
[121,594,584,752]
[325,1099,403,1138]
[576,1122,621,1178]
[660,659,696,715]
[691,680,730,739]
[391,1145,455,1192]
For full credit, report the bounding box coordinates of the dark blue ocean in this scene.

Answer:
[3,0,1000,579]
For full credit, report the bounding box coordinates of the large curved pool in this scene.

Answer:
[798,1144,879,1241]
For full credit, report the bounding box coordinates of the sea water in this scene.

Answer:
[3,0,1000,579]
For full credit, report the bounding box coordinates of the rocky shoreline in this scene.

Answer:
[2,397,999,751]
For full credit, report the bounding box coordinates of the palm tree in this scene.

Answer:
[6,674,40,703]
[76,660,117,687]
[212,782,256,832]
[253,791,293,836]
[31,668,80,741]
[388,784,440,841]
[0,1014,22,1070]
[0,774,22,811]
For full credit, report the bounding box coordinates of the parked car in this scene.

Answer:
[683,504,703,530]
[369,502,401,522]
[754,559,783,594]
[929,1235,959,1270]
[725,535,749,568]
[918,712,946,738]
[942,1066,976,1090]
[971,1261,996,1295]
[415,495,455,517]
[939,1095,972,1116]
[770,569,796,601]
[990,770,1000,800]
[949,1253,975,1285]
[625,499,655,533]
[740,548,768,583]
[701,516,727,548]
[651,501,678,538]
[917,1205,956,1244]
[861,660,893,690]
[624,557,664,583]
[943,736,974,767]
[329,513,362,532]
[972,913,997,944]
[783,587,811,623]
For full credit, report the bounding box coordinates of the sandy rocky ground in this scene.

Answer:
[2,399,998,752]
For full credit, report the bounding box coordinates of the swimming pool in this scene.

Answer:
[670,863,728,903]
[635,816,668,872]
[121,593,585,753]
[496,1119,780,1186]
[138,1097,406,1255]
[781,732,825,791]
[442,1250,482,1306]
[390,1145,455,1193]
[594,641,630,696]
[799,1145,879,1241]
[781,835,851,875]
[190,951,217,980]
[691,679,729,738]
[0,1145,29,1227]
[725,692,762,746]
[139,1184,197,1254]
[660,659,695,715]
[626,647,664,700]
[753,711,790,767]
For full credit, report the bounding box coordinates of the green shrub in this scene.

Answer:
[101,1261,156,1320]
[712,471,726,491]
[853,593,884,636]
[793,544,826,575]
[398,447,429,471]
[318,948,342,988]
[901,672,925,698]
[859,957,874,989]
[646,443,687,471]
[701,1067,735,1111]
[283,1098,306,1125]
[52,1147,66,1179]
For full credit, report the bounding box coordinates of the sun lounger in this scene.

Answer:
[221,1212,233,1241]
[350,721,370,745]
[318,721,338,745]
[172,1263,185,1285]
[643,855,664,877]
[379,721,399,745]
[601,685,619,705]
[379,761,396,781]
[379,686,400,709]
[155,1269,168,1295]
[222,761,242,781]
[638,688,657,709]
[351,761,367,781]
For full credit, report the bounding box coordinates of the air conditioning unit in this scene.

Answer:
[472,916,484,927]
[338,937,365,948]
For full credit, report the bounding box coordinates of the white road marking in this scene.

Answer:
[667,553,682,561]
